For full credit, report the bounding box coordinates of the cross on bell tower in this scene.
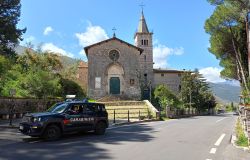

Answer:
[112,27,116,37]
[139,2,145,12]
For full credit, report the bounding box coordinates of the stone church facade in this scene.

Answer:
[84,37,143,99]
[79,11,183,100]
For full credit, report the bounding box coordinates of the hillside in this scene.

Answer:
[14,45,80,67]
[59,55,79,68]
[208,82,241,104]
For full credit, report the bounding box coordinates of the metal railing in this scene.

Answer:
[107,109,153,124]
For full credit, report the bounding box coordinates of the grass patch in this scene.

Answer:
[236,119,249,147]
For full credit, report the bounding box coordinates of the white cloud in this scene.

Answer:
[25,36,35,42]
[43,26,54,35]
[153,44,184,68]
[75,22,108,56]
[41,43,74,58]
[199,67,226,83]
[20,36,36,46]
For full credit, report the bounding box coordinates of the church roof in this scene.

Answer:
[153,68,185,73]
[78,61,88,68]
[137,11,149,33]
[84,36,143,56]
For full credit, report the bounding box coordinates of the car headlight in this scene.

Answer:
[33,117,42,122]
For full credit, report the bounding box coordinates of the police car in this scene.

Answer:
[19,100,108,141]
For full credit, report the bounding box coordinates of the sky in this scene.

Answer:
[17,0,237,84]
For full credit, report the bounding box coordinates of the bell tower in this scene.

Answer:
[134,10,154,92]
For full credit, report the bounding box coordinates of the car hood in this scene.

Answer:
[27,112,60,117]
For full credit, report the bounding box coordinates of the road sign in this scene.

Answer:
[9,89,16,96]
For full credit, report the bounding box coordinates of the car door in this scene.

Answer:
[80,103,95,130]
[64,103,84,131]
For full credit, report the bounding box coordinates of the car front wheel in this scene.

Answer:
[43,125,61,141]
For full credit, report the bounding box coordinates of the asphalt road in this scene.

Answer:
[0,113,249,160]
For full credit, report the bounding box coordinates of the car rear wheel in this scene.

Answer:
[43,125,61,141]
[94,122,106,135]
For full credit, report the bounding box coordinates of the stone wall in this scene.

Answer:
[166,107,198,118]
[154,72,181,94]
[76,61,88,92]
[245,108,250,144]
[87,39,141,100]
[0,97,61,115]
[135,32,154,86]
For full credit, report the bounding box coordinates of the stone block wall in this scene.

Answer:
[0,97,61,115]
[87,39,141,100]
[76,61,88,92]
[245,109,250,144]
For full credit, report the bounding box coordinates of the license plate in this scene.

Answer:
[19,125,24,130]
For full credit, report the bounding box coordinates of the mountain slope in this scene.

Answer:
[208,82,241,104]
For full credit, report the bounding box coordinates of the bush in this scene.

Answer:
[236,119,249,147]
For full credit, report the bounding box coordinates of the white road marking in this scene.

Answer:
[210,148,217,154]
[206,159,212,160]
[216,117,227,123]
[214,133,226,146]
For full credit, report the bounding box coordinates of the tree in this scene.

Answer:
[17,49,63,73]
[179,70,216,112]
[154,85,180,111]
[23,69,62,98]
[0,64,28,97]
[0,49,64,98]
[205,0,250,93]
[60,78,86,99]
[0,55,11,78]
[0,0,26,57]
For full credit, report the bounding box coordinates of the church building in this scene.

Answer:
[82,11,183,100]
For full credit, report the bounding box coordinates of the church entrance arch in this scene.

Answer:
[107,64,124,95]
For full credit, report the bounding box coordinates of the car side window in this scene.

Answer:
[68,104,83,115]
[95,104,106,112]
[82,104,94,113]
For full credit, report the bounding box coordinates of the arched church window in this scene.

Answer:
[109,50,120,61]
[141,40,144,45]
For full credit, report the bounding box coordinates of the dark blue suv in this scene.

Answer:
[19,101,108,141]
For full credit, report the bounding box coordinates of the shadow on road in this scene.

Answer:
[0,124,156,160]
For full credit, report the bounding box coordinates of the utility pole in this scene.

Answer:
[189,88,192,109]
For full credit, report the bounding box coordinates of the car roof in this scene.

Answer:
[65,101,104,105]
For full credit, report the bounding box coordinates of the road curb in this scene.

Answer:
[231,134,250,151]
[0,119,161,129]
[0,125,19,129]
[110,119,161,127]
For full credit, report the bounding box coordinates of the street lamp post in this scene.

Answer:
[149,81,152,102]
[189,72,195,113]
[189,88,192,109]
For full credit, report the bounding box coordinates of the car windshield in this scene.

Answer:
[48,103,68,113]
